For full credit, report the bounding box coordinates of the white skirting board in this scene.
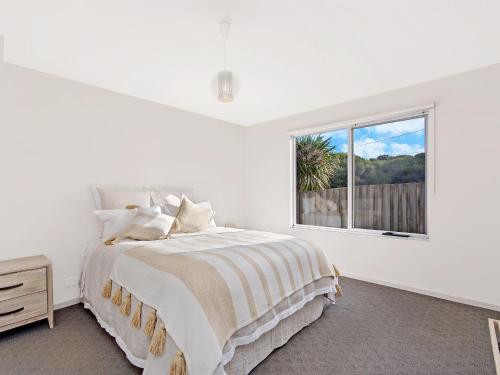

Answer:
[343,273,500,312]
[489,319,500,375]
[56,275,500,313]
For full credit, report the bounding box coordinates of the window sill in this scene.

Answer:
[291,224,429,241]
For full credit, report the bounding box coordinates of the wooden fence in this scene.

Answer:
[297,182,425,234]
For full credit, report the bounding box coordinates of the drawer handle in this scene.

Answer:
[0,307,24,317]
[0,282,24,291]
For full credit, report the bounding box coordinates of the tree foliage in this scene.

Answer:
[296,134,338,192]
[329,152,425,188]
[354,153,425,186]
[297,134,425,191]
[330,153,348,188]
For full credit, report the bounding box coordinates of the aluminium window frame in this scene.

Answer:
[290,104,434,240]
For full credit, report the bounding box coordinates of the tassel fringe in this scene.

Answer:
[120,293,132,316]
[131,302,143,329]
[105,237,118,246]
[148,322,166,356]
[332,264,341,277]
[101,280,112,299]
[102,280,183,371]
[335,283,343,297]
[144,310,157,337]
[169,350,186,375]
[112,286,123,305]
[102,282,173,360]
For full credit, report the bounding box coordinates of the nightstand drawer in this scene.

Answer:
[0,269,47,302]
[0,291,47,328]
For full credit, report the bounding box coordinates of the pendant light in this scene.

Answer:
[217,20,234,102]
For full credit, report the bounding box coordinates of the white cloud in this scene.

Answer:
[353,138,387,159]
[353,138,424,159]
[390,143,424,155]
[369,118,425,137]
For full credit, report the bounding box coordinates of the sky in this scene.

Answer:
[323,117,426,159]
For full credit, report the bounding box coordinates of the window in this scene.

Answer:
[295,128,349,229]
[292,107,431,238]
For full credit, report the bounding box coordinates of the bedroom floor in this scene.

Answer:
[0,278,498,375]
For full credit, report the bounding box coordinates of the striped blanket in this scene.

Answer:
[106,229,338,375]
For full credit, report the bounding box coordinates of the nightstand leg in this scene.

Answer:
[47,264,54,328]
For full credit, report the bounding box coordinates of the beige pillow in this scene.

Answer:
[174,196,214,233]
[121,208,175,240]
[156,194,217,227]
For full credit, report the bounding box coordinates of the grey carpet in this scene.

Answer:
[0,278,499,375]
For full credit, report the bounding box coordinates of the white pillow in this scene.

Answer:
[121,210,175,241]
[91,186,151,210]
[150,188,193,214]
[95,206,161,239]
[160,194,216,227]
[173,196,215,233]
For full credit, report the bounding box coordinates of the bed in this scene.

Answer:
[81,187,341,375]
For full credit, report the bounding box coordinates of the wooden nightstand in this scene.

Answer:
[0,255,54,332]
[489,319,500,374]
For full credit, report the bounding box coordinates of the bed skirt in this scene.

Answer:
[83,295,328,375]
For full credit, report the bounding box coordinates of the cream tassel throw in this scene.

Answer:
[104,237,118,246]
[332,264,341,277]
[112,286,123,305]
[169,350,187,375]
[144,309,157,337]
[131,302,143,329]
[101,280,112,299]
[148,322,166,356]
[120,293,132,316]
[335,283,343,297]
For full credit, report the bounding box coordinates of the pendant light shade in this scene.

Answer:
[217,20,234,103]
[218,70,233,102]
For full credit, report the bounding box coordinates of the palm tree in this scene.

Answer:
[296,134,337,192]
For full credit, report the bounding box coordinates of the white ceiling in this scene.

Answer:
[1,0,499,126]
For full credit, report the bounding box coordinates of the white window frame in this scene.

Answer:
[290,104,435,240]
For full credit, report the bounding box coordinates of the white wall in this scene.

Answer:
[243,63,500,310]
[1,49,499,312]
[0,61,245,305]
